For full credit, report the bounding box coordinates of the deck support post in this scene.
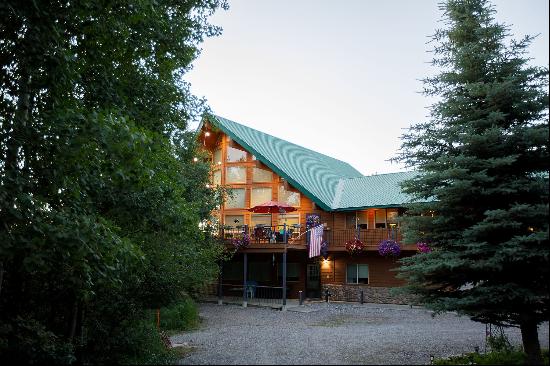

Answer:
[217,262,223,305]
[242,252,248,308]
[282,250,287,311]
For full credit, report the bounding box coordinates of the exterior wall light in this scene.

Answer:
[205,131,211,137]
[193,157,198,162]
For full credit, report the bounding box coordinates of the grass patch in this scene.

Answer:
[433,349,549,365]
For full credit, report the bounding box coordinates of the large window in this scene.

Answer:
[278,214,299,227]
[253,167,272,182]
[226,146,247,162]
[346,264,369,284]
[279,185,300,207]
[251,187,272,207]
[226,167,246,183]
[225,189,245,209]
[224,215,244,227]
[251,214,271,227]
[212,170,221,186]
[375,209,386,229]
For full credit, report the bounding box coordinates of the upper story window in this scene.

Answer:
[253,167,273,183]
[387,209,399,227]
[279,184,300,207]
[375,209,386,229]
[226,146,247,162]
[345,213,357,229]
[226,167,246,184]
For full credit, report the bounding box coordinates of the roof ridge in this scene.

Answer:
[212,114,362,176]
[331,178,346,209]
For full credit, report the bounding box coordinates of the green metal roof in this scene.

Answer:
[332,171,419,210]
[204,114,417,211]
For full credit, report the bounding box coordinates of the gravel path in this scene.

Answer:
[171,302,549,365]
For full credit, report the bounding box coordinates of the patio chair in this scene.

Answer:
[245,280,258,299]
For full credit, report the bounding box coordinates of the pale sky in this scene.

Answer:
[186,0,549,176]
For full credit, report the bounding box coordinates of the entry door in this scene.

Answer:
[306,264,320,298]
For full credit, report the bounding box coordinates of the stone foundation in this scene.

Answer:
[321,284,418,305]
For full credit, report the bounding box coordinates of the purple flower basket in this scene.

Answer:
[378,239,401,257]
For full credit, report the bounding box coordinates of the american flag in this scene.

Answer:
[308,224,324,258]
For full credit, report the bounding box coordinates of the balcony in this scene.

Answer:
[219,226,417,252]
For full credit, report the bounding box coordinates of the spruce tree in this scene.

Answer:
[396,0,549,364]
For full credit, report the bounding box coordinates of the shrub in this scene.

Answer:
[158,297,200,332]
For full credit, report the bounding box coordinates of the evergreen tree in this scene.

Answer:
[0,0,226,363]
[395,0,549,364]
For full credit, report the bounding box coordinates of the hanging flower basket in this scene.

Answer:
[378,239,400,257]
[231,233,250,250]
[416,242,432,253]
[345,238,364,256]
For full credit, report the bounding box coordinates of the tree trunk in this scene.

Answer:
[520,320,542,365]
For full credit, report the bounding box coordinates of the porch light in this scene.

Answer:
[217,161,222,165]
[205,131,211,137]
[205,184,211,188]
[193,157,198,162]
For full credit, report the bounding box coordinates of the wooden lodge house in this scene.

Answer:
[197,115,419,305]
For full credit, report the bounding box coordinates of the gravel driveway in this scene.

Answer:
[171,302,549,365]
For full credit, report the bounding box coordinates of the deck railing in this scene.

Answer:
[218,226,402,248]
[197,282,286,307]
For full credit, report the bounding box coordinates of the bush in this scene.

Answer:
[158,297,200,332]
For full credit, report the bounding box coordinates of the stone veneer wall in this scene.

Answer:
[321,284,418,305]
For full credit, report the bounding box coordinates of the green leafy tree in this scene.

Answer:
[0,0,227,363]
[395,0,549,364]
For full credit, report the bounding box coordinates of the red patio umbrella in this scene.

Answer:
[248,201,297,242]
[247,200,297,214]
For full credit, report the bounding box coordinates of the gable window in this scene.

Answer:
[251,187,272,207]
[279,185,300,207]
[346,264,369,284]
[253,167,272,182]
[213,149,222,165]
[227,146,247,162]
[225,188,245,209]
[375,209,386,229]
[226,167,246,184]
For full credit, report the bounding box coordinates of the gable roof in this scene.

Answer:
[201,114,416,211]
